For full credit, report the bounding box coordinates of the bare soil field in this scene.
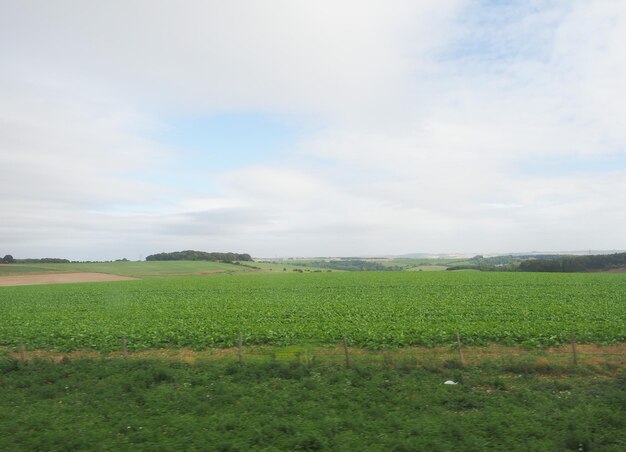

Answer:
[0,272,136,286]
[605,267,626,273]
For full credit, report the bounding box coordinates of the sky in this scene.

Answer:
[1,0,626,260]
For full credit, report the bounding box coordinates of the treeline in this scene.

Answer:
[519,252,626,272]
[20,258,70,264]
[444,252,626,273]
[446,254,581,272]
[145,250,253,263]
[2,256,70,264]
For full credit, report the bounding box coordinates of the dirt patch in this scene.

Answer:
[0,272,137,286]
[604,267,626,273]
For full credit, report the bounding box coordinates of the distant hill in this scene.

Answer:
[145,250,253,263]
[395,250,625,259]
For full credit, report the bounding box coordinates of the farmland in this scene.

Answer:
[1,271,625,352]
[2,269,626,450]
[0,260,319,278]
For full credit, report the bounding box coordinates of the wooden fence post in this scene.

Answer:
[237,332,243,365]
[456,332,465,367]
[19,340,26,363]
[571,333,578,367]
[121,337,128,359]
[342,336,351,368]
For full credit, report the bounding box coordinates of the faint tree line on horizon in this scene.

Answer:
[518,252,626,272]
[2,255,70,264]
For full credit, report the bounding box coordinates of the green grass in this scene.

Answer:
[1,355,624,451]
[406,265,449,271]
[0,264,68,275]
[0,261,243,277]
[2,272,626,351]
[246,261,332,273]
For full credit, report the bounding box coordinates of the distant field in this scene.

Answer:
[2,271,625,351]
[406,265,449,271]
[0,260,322,279]
[269,257,480,271]
[0,264,68,275]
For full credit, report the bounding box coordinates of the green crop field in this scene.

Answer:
[2,271,625,351]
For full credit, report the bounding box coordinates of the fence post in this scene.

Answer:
[121,337,128,359]
[19,340,26,363]
[237,332,243,365]
[342,336,351,368]
[456,332,465,367]
[571,333,578,367]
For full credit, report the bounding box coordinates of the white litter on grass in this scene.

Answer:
[444,380,458,385]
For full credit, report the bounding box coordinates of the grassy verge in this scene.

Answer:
[1,351,625,451]
[4,343,626,368]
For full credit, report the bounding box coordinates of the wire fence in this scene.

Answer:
[7,333,626,370]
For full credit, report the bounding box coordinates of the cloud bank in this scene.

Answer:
[1,0,625,259]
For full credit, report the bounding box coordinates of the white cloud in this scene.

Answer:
[0,1,462,120]
[1,1,625,259]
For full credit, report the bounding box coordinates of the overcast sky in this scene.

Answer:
[2,0,626,260]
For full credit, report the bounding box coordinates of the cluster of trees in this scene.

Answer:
[1,255,70,264]
[519,252,626,272]
[146,250,253,263]
[19,258,70,264]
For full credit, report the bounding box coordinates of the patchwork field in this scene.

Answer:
[2,271,625,351]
